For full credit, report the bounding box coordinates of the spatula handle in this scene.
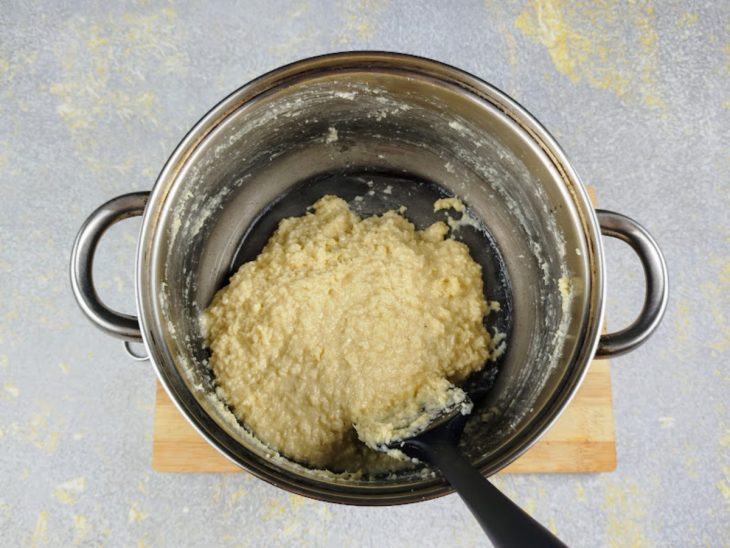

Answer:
[404,438,566,547]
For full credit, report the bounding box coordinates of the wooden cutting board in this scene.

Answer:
[151,186,616,474]
[152,359,615,473]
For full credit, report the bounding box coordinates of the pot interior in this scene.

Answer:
[146,57,595,503]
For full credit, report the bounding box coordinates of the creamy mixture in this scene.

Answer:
[203,195,492,471]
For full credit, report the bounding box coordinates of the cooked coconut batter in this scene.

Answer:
[203,195,491,471]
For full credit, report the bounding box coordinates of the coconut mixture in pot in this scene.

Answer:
[203,195,500,471]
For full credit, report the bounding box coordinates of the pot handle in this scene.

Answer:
[70,192,149,342]
[595,210,668,358]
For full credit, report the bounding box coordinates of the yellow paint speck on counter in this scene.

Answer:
[514,0,665,108]
[30,511,48,546]
[72,515,91,545]
[4,383,19,398]
[52,477,86,505]
[128,501,147,524]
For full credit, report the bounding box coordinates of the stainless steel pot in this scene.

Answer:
[70,52,667,505]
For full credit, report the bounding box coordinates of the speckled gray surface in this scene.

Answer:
[1,1,728,546]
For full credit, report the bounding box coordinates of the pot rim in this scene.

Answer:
[135,51,605,505]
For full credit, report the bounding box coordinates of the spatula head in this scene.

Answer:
[354,391,474,453]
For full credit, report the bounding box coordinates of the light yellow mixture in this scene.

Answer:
[203,195,491,471]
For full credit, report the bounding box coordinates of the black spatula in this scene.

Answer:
[356,397,566,547]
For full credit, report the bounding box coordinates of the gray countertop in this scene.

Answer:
[1,1,728,545]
